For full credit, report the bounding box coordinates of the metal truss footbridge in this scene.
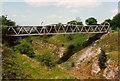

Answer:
[5,24,110,36]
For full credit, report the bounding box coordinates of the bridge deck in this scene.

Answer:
[5,24,110,36]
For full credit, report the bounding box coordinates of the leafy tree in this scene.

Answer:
[98,49,107,69]
[56,23,63,28]
[0,15,16,35]
[101,19,111,25]
[0,15,15,26]
[0,15,7,25]
[67,20,83,25]
[85,17,97,25]
[110,13,120,30]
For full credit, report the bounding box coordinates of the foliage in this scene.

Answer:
[2,45,30,79]
[98,49,107,69]
[67,44,75,54]
[14,43,35,57]
[67,20,83,25]
[36,53,54,67]
[47,34,91,48]
[0,15,16,38]
[97,32,118,52]
[67,36,73,41]
[2,45,74,79]
[101,19,111,25]
[110,13,120,30]
[85,17,97,25]
[0,15,15,26]
[71,62,75,67]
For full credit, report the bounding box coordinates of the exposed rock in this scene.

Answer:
[76,45,101,65]
[91,53,119,79]
[103,59,119,79]
[91,57,101,75]
[32,39,66,57]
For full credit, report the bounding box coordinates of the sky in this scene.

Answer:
[1,0,119,26]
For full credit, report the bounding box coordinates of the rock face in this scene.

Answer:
[32,38,66,57]
[76,45,101,65]
[103,59,119,79]
[91,57,101,75]
[68,45,102,79]
[91,57,119,79]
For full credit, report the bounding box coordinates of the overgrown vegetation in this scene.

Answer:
[98,49,107,69]
[0,15,15,35]
[67,20,83,25]
[47,34,93,48]
[2,45,30,79]
[57,33,104,64]
[110,13,120,30]
[85,17,97,25]
[36,53,55,67]
[13,43,35,57]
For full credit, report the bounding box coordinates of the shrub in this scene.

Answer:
[71,62,75,67]
[37,54,54,67]
[14,43,35,57]
[2,45,31,79]
[67,36,73,41]
[61,44,64,47]
[98,49,107,69]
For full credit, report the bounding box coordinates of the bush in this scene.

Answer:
[2,45,32,79]
[67,45,75,54]
[37,54,54,67]
[14,43,35,57]
[67,36,73,41]
[61,44,64,47]
[71,62,75,67]
[98,49,107,69]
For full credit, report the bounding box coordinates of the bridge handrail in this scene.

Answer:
[6,24,110,28]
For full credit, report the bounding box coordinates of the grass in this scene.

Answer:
[106,51,119,67]
[12,36,76,79]
[4,36,75,79]
[13,53,75,79]
[96,32,118,52]
[95,32,119,67]
[3,31,118,79]
[47,34,94,48]
[32,33,95,48]
[58,32,119,79]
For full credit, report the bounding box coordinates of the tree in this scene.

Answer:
[56,22,63,27]
[85,17,97,25]
[110,13,120,30]
[0,15,16,35]
[98,49,107,69]
[0,15,15,26]
[67,20,83,25]
[101,19,111,25]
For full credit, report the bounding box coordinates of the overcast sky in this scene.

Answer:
[1,0,119,25]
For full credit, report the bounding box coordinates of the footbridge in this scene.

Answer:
[5,24,110,36]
